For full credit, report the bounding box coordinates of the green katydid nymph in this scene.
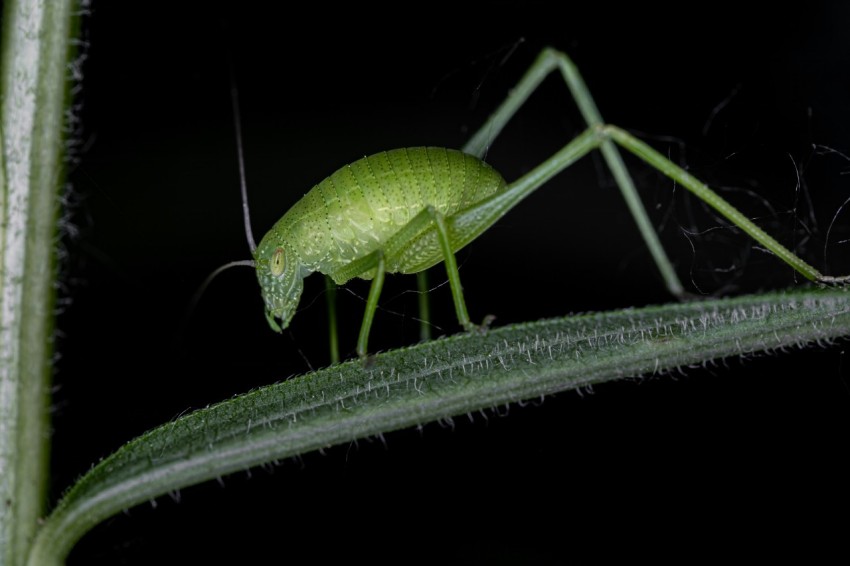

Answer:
[222,48,849,362]
[253,147,505,340]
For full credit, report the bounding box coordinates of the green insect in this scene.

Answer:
[226,48,849,362]
[253,147,503,335]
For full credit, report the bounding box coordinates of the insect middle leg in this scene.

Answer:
[338,205,487,359]
[334,47,678,362]
[356,251,386,360]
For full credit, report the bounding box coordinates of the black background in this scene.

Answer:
[56,2,850,563]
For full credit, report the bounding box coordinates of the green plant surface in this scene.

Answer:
[28,288,850,563]
[0,0,75,564]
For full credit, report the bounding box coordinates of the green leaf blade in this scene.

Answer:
[29,288,850,564]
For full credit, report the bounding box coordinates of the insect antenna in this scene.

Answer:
[231,82,257,253]
[228,50,257,253]
[183,259,256,328]
[178,49,259,343]
[174,259,256,347]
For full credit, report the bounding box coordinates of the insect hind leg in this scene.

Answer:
[462,47,684,299]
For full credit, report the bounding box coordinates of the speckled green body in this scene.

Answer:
[254,147,506,329]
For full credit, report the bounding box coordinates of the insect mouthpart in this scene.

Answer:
[264,309,283,333]
[259,276,296,331]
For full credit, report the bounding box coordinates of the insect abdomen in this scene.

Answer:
[278,147,506,275]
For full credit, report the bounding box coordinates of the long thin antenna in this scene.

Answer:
[177,259,256,345]
[189,259,256,316]
[228,57,257,253]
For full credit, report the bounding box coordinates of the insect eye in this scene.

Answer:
[271,247,285,277]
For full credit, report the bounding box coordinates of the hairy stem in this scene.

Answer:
[0,0,75,564]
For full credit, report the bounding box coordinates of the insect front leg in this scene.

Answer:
[325,248,386,361]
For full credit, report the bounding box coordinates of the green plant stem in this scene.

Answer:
[28,287,850,565]
[0,0,75,564]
